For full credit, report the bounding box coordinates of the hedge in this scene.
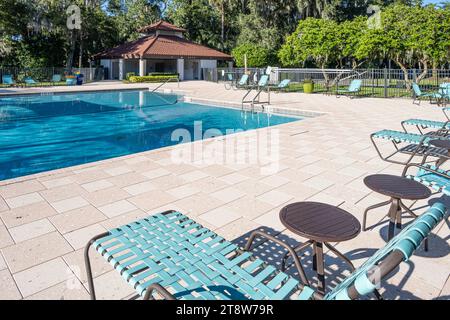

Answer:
[128,75,179,83]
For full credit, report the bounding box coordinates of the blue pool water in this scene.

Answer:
[0,90,300,180]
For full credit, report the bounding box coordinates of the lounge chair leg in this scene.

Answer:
[363,200,392,231]
[84,232,110,300]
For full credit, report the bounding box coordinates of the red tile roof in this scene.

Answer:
[137,20,187,33]
[94,35,232,60]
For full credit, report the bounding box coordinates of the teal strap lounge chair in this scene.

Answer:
[270,79,291,93]
[2,75,16,87]
[235,74,249,89]
[24,77,38,86]
[401,118,450,135]
[51,74,62,84]
[403,163,450,196]
[336,79,362,98]
[84,203,447,300]
[412,83,443,106]
[370,129,449,165]
[66,77,77,86]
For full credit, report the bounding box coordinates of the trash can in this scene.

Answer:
[76,74,84,85]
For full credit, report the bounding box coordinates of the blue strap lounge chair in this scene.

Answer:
[66,77,77,86]
[235,74,249,89]
[2,75,16,87]
[412,83,443,106]
[370,129,449,165]
[404,163,450,196]
[336,79,362,98]
[270,79,291,92]
[84,203,447,300]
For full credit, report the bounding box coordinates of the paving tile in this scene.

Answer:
[0,202,58,228]
[257,189,293,207]
[63,248,113,284]
[2,232,73,273]
[228,196,275,220]
[215,218,261,241]
[41,176,74,189]
[100,209,147,230]
[218,172,249,185]
[5,192,44,209]
[0,269,22,299]
[50,196,89,213]
[0,252,6,270]
[166,185,200,199]
[179,170,209,182]
[72,170,110,184]
[88,270,135,300]
[25,279,90,300]
[199,206,242,228]
[141,168,171,179]
[173,193,224,216]
[123,181,156,196]
[128,190,176,211]
[81,179,114,192]
[259,175,290,188]
[104,166,133,177]
[0,180,45,199]
[98,200,137,218]
[13,258,74,298]
[50,206,107,234]
[106,172,148,188]
[210,187,246,203]
[39,183,86,203]
[8,219,55,243]
[253,209,286,232]
[0,197,9,212]
[0,225,13,249]
[63,224,107,250]
[81,187,130,207]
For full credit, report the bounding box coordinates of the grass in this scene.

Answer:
[0,81,89,88]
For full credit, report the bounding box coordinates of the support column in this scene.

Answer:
[177,58,184,81]
[119,59,124,80]
[139,58,146,77]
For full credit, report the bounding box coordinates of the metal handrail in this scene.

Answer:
[151,76,179,93]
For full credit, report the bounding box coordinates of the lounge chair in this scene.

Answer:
[84,203,447,300]
[51,74,62,85]
[438,83,450,107]
[24,77,38,87]
[270,79,291,93]
[336,79,362,98]
[401,118,450,135]
[403,163,450,195]
[370,129,449,165]
[235,74,249,89]
[66,77,77,86]
[2,75,16,87]
[412,83,443,106]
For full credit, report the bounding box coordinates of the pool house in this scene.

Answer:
[94,20,233,81]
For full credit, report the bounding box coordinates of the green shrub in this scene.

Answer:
[128,75,179,83]
[126,72,135,80]
[148,72,178,77]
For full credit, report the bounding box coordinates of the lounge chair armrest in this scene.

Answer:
[243,230,309,286]
[143,283,176,300]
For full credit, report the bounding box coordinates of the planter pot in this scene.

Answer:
[303,82,314,93]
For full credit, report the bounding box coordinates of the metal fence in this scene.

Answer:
[213,67,450,98]
[0,67,104,83]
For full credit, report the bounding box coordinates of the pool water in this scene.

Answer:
[0,90,300,180]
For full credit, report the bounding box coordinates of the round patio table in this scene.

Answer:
[363,174,431,241]
[279,202,361,294]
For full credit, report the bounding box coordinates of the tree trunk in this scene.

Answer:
[79,30,83,69]
[416,59,428,84]
[394,57,411,90]
[221,1,225,51]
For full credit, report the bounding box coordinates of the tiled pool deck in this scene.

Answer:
[0,81,448,300]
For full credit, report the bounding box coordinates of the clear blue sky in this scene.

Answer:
[423,0,448,4]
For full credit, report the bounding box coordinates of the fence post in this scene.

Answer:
[384,68,388,98]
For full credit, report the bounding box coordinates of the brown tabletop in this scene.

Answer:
[279,202,361,243]
[364,174,431,200]
[429,139,450,150]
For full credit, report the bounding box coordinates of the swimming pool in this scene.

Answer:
[0,90,300,180]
